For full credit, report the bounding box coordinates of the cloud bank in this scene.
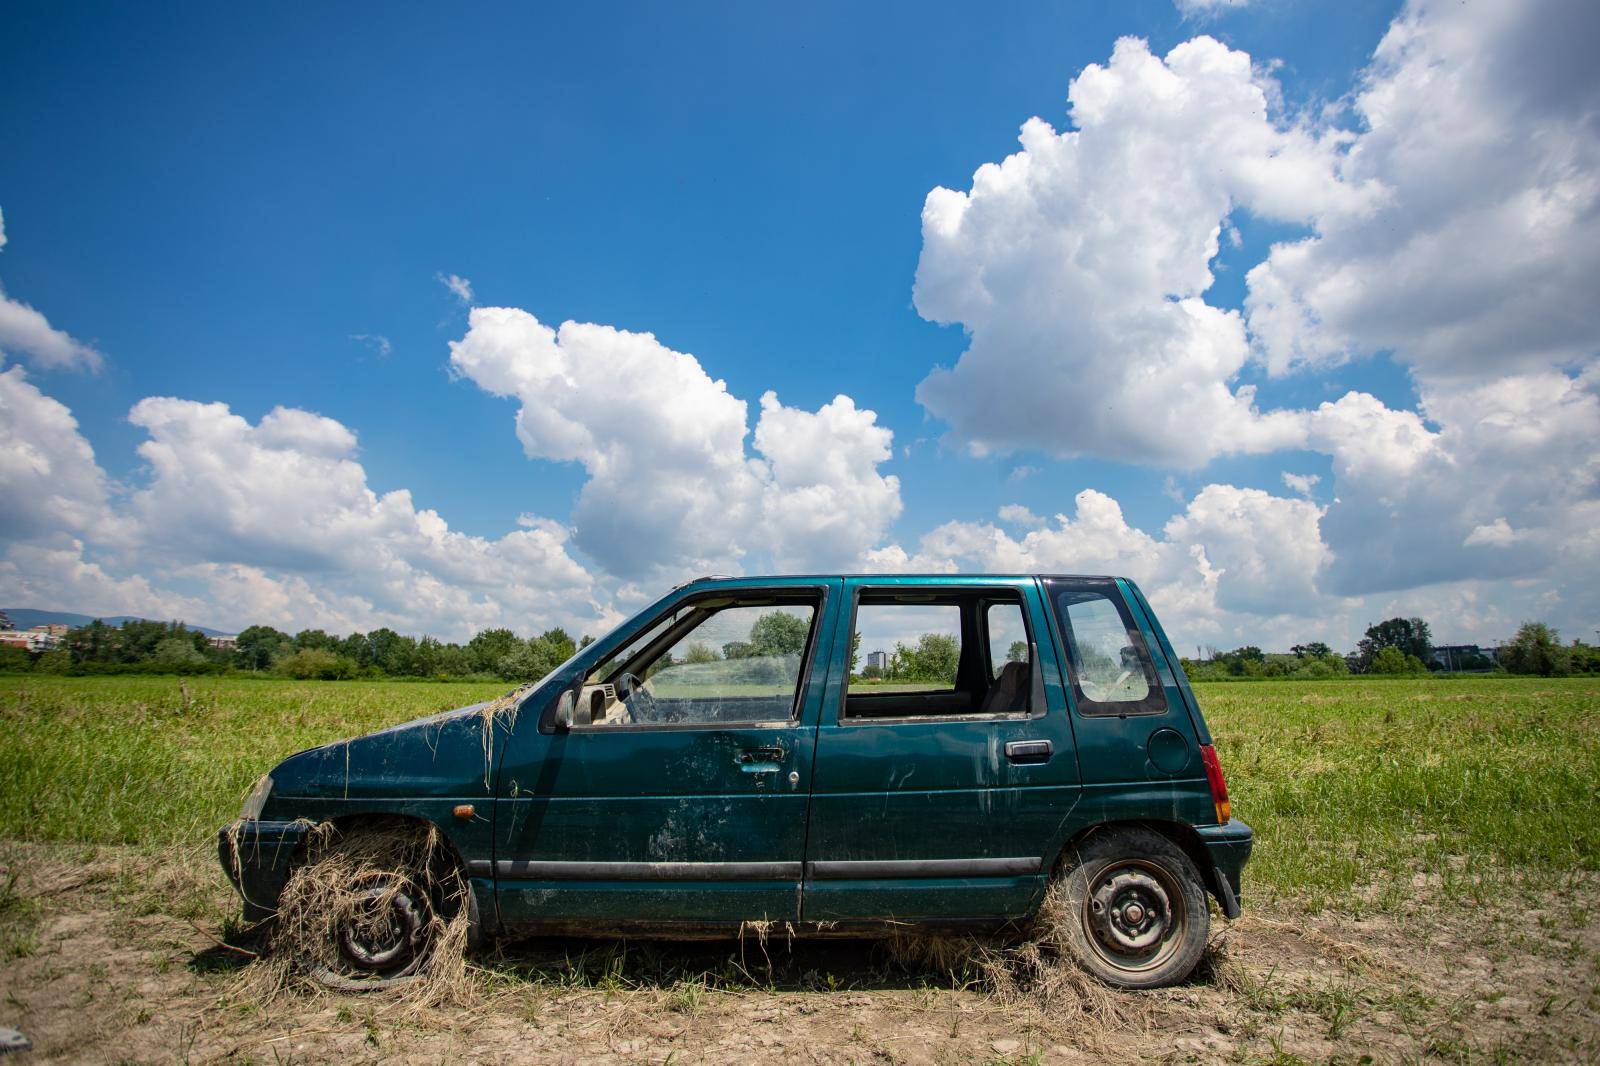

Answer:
[1,0,1595,649]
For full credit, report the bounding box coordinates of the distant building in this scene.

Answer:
[1429,644,1496,671]
[865,650,887,672]
[208,635,238,651]
[0,625,64,652]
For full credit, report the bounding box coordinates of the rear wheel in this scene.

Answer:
[1053,827,1209,989]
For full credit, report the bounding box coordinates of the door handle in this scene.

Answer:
[1005,739,1052,764]
[737,746,786,773]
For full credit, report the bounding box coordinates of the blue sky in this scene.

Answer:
[2,0,1595,649]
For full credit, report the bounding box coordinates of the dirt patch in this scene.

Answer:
[0,843,1596,1064]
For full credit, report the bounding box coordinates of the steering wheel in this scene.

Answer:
[616,672,659,724]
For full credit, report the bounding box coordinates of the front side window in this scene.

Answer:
[1048,581,1167,716]
[578,597,819,728]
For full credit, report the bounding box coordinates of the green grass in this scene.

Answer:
[0,674,1595,911]
[0,676,506,845]
[1202,677,1600,909]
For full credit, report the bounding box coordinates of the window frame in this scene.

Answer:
[839,584,1043,725]
[544,585,829,733]
[1046,578,1169,718]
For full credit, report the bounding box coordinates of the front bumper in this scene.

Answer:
[218,819,313,923]
[1197,818,1254,919]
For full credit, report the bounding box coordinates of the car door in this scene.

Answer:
[492,579,840,927]
[1042,577,1216,831]
[802,577,1080,922]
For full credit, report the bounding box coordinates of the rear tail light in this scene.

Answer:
[1199,743,1231,824]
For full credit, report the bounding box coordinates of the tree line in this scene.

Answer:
[1,612,1593,682]
[0,617,591,682]
[1181,616,1599,680]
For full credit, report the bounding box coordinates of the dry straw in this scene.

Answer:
[235,819,477,1010]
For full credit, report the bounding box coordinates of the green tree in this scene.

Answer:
[412,636,442,677]
[749,612,809,657]
[1290,642,1334,660]
[523,627,578,680]
[682,642,719,664]
[1369,646,1426,675]
[66,619,117,664]
[32,648,71,673]
[151,636,207,669]
[433,642,475,676]
[279,648,356,680]
[293,628,339,652]
[1357,617,1432,672]
[234,625,291,670]
[1006,640,1028,663]
[468,628,523,674]
[1568,641,1600,674]
[336,631,366,664]
[1500,622,1570,676]
[894,633,960,684]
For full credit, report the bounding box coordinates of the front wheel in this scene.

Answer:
[273,823,467,990]
[1052,827,1209,989]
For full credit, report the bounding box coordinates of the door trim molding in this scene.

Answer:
[805,857,1041,879]
[475,859,803,881]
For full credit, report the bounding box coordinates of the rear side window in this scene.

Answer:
[850,603,962,695]
[1048,580,1167,717]
[844,589,1039,721]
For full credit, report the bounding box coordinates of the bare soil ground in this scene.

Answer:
[2,844,1597,1064]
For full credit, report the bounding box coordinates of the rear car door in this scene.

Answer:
[802,577,1080,921]
[1040,577,1214,833]
[492,580,840,926]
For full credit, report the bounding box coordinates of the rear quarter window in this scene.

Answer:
[1047,580,1168,717]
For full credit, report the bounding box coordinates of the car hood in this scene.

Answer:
[265,695,523,802]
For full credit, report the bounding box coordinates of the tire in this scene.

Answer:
[278,824,467,991]
[1053,826,1209,989]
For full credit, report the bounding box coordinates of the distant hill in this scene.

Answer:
[2,608,231,638]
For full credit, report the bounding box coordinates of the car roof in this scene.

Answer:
[676,573,1122,587]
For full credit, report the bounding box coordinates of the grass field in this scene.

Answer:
[0,674,1595,910]
[1,673,1598,1062]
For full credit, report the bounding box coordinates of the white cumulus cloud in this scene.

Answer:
[1246,0,1600,384]
[0,284,104,373]
[0,364,111,543]
[448,307,902,579]
[912,34,1371,467]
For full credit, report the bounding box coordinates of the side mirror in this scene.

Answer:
[553,686,594,731]
[553,689,576,731]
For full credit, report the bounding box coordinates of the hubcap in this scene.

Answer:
[1083,861,1183,973]
[337,874,429,973]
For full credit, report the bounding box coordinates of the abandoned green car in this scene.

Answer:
[219,574,1251,989]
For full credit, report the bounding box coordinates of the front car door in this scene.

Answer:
[802,576,1080,922]
[492,578,841,927]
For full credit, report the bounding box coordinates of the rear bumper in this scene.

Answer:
[1197,818,1253,919]
[218,819,313,923]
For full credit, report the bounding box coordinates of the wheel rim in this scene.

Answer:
[1081,859,1186,974]
[337,873,431,975]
